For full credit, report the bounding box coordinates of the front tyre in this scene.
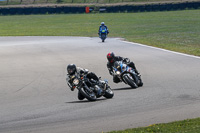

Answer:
[101,34,106,42]
[104,87,114,99]
[78,91,85,100]
[123,75,138,88]
[80,87,96,101]
[138,79,143,87]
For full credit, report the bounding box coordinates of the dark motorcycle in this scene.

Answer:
[70,74,114,101]
[112,59,143,88]
[99,26,108,42]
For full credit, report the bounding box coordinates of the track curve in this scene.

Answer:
[0,36,200,133]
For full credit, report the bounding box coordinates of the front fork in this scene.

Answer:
[122,73,138,84]
[79,83,93,93]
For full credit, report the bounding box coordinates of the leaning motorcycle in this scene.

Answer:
[112,59,143,88]
[99,26,108,42]
[69,74,114,101]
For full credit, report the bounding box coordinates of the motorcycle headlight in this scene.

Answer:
[73,79,79,85]
[116,71,121,75]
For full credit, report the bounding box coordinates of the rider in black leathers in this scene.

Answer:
[106,52,140,83]
[66,64,99,100]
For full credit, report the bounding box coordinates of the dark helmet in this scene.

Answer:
[107,52,115,63]
[67,64,77,75]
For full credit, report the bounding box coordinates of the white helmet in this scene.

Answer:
[101,22,105,26]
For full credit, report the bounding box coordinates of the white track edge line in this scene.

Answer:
[121,40,200,59]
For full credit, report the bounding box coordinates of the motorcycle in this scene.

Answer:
[112,59,143,88]
[69,73,114,101]
[99,26,108,42]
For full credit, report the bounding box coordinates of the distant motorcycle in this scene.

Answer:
[112,59,143,88]
[99,26,108,42]
[70,73,114,101]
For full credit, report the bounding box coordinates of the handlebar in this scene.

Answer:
[123,58,130,63]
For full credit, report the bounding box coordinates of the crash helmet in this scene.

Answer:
[107,52,115,63]
[67,64,77,75]
[101,22,105,26]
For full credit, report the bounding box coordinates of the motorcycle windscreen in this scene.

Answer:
[114,62,121,71]
[100,26,107,33]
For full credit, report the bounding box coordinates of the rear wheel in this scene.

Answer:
[104,87,114,99]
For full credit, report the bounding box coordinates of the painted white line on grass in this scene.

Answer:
[122,40,200,59]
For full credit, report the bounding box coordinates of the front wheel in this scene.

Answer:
[78,91,85,100]
[123,75,138,88]
[80,87,96,101]
[104,87,114,99]
[138,78,143,87]
[101,34,106,42]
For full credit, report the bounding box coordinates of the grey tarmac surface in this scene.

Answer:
[0,36,200,133]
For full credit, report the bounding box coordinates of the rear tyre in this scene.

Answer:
[103,87,114,99]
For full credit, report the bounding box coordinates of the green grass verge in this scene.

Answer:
[0,0,190,5]
[0,9,200,56]
[107,117,200,133]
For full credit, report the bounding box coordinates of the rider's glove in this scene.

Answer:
[67,82,75,91]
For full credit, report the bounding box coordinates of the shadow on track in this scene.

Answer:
[66,98,107,104]
[112,87,136,91]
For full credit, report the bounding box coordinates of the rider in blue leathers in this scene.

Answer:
[98,22,109,37]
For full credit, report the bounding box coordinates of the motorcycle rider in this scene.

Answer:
[106,52,140,83]
[98,22,109,37]
[66,64,101,100]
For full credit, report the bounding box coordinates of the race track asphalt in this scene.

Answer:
[0,36,200,133]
